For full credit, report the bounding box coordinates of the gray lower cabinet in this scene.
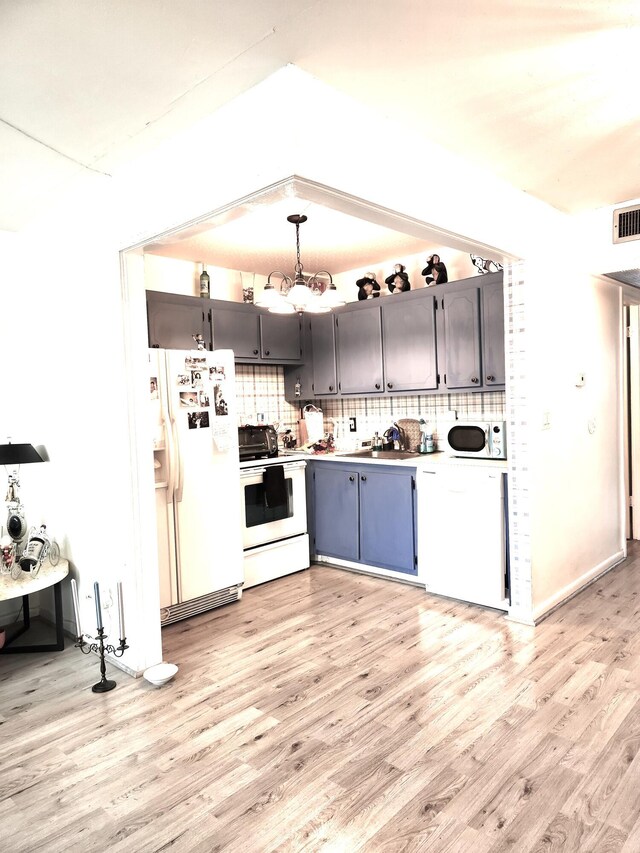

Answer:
[310,461,417,576]
[382,293,438,392]
[336,305,384,394]
[147,290,211,350]
[313,464,360,561]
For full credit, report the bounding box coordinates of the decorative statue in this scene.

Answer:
[422,254,449,285]
[385,263,410,291]
[470,254,504,275]
[356,271,381,301]
[389,273,411,294]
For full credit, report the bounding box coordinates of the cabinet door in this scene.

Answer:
[382,295,438,392]
[359,469,416,574]
[211,303,261,359]
[260,313,302,362]
[336,307,384,394]
[147,291,210,350]
[442,288,481,389]
[313,466,360,561]
[481,278,505,386]
[311,314,338,396]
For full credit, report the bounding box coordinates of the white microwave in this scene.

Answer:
[445,421,507,459]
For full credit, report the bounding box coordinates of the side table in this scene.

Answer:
[0,558,69,653]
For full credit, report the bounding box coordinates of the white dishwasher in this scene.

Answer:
[418,464,508,610]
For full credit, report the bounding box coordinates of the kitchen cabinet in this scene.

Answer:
[481,277,505,386]
[309,461,417,576]
[336,304,384,394]
[436,273,504,391]
[382,293,438,392]
[211,300,302,363]
[439,286,482,389]
[310,313,338,396]
[313,464,360,561]
[147,290,212,350]
[359,468,416,573]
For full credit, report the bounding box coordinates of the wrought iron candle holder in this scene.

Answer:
[75,628,129,693]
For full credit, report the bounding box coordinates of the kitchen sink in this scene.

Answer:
[336,450,420,460]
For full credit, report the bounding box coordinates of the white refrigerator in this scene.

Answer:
[149,348,243,625]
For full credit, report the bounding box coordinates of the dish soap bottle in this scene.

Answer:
[372,431,383,451]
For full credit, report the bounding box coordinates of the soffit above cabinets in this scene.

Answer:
[141,177,512,275]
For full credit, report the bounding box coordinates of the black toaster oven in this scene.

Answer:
[238,425,279,461]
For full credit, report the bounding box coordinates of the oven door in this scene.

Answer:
[240,460,307,549]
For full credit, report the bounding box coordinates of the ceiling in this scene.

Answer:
[3,0,640,261]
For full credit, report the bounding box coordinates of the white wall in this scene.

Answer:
[522,256,624,620]
[3,65,626,661]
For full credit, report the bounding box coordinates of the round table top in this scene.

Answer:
[0,558,69,602]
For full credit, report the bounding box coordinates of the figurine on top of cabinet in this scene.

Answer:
[356,271,381,301]
[470,254,504,275]
[422,254,449,285]
[384,263,410,291]
[388,273,411,294]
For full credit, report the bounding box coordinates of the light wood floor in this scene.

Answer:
[2,543,640,852]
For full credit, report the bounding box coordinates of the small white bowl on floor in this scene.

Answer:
[143,662,178,686]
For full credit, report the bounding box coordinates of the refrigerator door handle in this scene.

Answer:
[162,398,176,505]
[173,415,184,503]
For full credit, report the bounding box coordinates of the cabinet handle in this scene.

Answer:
[361,475,367,482]
[486,374,495,382]
[349,475,355,482]
[471,376,479,384]
[253,349,259,355]
[387,382,393,389]
[265,350,270,356]
[375,383,380,390]
[329,385,334,391]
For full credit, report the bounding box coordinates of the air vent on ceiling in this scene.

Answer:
[613,204,640,244]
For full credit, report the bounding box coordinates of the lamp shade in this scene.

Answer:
[0,443,48,465]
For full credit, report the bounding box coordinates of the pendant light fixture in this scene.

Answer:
[255,214,345,314]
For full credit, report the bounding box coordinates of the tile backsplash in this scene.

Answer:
[235,364,505,449]
[235,365,300,434]
[318,390,506,450]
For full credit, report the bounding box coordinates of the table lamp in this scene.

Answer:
[0,440,48,542]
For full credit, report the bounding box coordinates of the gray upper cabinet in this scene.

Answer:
[336,305,384,394]
[440,287,482,389]
[382,293,438,392]
[310,314,338,395]
[481,276,505,386]
[211,300,301,363]
[211,301,261,358]
[259,313,302,361]
[147,290,211,350]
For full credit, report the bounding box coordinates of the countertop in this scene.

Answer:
[276,450,509,472]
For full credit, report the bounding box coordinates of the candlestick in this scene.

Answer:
[94,581,103,630]
[116,582,125,640]
[75,582,129,693]
[70,578,82,638]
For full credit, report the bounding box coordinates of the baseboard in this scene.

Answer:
[532,548,627,624]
